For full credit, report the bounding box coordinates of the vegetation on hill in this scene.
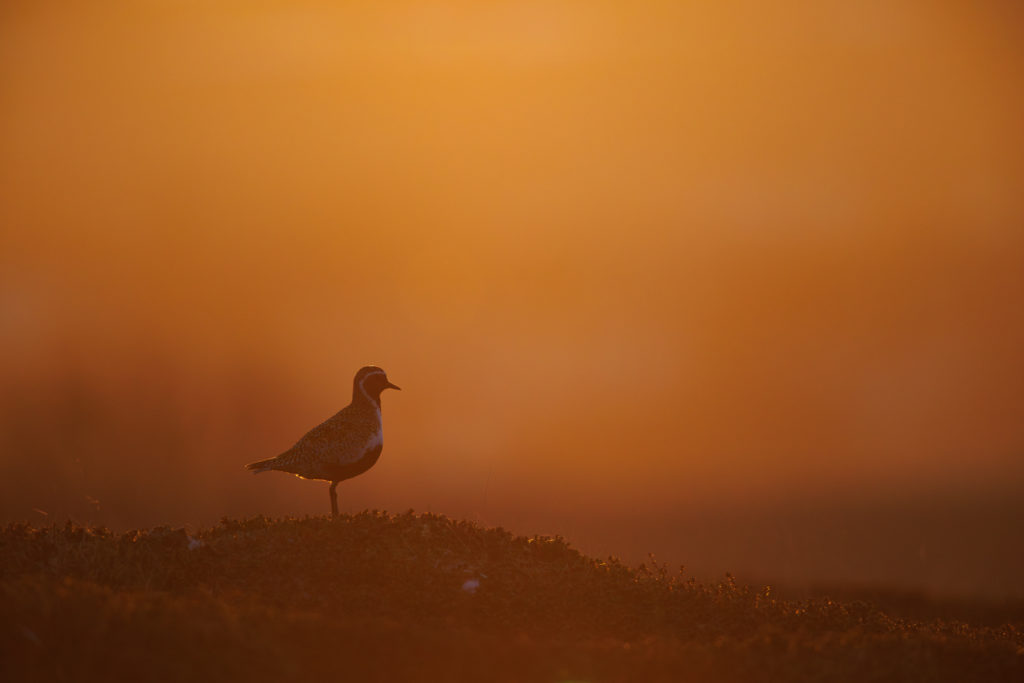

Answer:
[2,511,1021,682]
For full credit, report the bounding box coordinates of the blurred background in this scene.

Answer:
[2,1,1022,599]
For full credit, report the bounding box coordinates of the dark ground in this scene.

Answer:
[2,512,1022,682]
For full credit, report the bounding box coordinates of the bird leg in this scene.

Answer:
[329,481,339,518]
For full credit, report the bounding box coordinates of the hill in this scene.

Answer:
[2,511,1022,682]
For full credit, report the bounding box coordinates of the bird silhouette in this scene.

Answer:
[246,365,400,517]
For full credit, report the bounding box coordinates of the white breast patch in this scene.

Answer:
[363,427,383,453]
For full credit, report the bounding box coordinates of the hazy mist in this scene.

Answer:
[2,1,1023,598]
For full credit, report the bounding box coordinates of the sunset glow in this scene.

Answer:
[1,1,1022,598]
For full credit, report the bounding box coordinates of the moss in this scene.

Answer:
[1,512,1021,682]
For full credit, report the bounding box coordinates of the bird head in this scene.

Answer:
[354,365,401,400]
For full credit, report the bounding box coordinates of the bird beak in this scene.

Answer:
[385,381,401,391]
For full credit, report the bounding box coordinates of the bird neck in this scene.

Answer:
[352,381,381,412]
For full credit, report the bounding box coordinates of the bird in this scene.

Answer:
[245,365,400,517]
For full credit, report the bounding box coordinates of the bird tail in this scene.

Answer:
[245,457,278,474]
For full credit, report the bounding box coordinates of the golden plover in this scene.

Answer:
[246,365,400,517]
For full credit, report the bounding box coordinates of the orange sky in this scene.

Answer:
[1,1,1023,596]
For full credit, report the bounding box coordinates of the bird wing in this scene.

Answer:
[274,406,376,476]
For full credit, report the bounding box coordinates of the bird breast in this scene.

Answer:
[363,427,383,453]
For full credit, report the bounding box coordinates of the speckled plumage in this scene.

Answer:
[246,366,400,516]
